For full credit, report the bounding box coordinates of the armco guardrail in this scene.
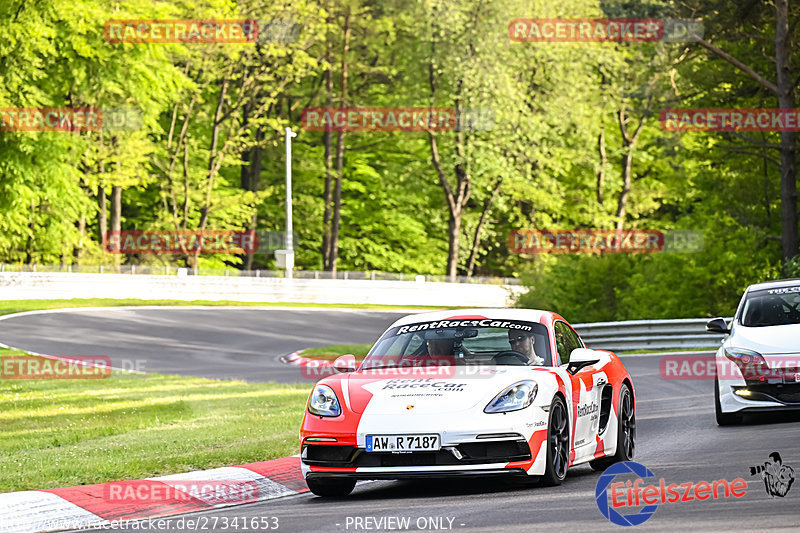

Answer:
[573,318,732,352]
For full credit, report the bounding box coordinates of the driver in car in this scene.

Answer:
[426,337,455,356]
[508,330,545,366]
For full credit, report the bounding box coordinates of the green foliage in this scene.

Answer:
[0,0,797,319]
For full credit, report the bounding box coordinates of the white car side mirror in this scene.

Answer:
[568,348,600,374]
[333,354,358,373]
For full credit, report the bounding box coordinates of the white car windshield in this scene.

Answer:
[741,286,800,327]
[362,319,552,368]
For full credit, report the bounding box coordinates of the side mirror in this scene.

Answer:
[705,317,730,334]
[333,354,358,373]
[568,348,600,374]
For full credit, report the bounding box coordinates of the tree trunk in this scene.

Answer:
[427,30,471,281]
[466,177,503,277]
[75,213,85,263]
[329,7,351,274]
[98,131,107,247]
[447,213,461,280]
[321,20,335,270]
[775,0,798,262]
[240,113,264,270]
[110,185,122,269]
[98,186,107,247]
[615,110,645,231]
[597,125,606,206]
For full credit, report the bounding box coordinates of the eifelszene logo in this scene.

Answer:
[750,452,795,497]
[595,461,748,526]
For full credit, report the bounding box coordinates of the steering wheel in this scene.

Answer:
[493,350,530,365]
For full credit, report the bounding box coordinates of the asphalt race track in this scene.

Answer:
[0,307,407,383]
[1,308,798,532]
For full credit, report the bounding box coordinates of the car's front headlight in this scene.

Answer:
[723,347,762,363]
[723,347,770,381]
[484,381,538,413]
[308,384,342,417]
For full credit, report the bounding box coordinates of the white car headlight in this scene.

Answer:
[308,384,342,417]
[484,381,538,413]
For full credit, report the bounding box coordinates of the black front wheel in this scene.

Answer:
[540,395,569,486]
[306,477,357,497]
[714,377,742,426]
[590,383,635,471]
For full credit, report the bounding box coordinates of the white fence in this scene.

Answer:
[0,264,521,285]
[0,272,523,307]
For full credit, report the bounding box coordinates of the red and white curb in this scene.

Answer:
[280,349,333,368]
[0,456,307,533]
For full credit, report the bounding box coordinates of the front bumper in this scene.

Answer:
[302,437,531,468]
[301,409,550,478]
[305,468,530,481]
[719,380,800,413]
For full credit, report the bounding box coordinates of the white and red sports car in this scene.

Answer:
[300,309,636,497]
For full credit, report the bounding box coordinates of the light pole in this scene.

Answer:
[284,127,296,278]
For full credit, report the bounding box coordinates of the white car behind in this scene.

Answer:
[707,279,800,425]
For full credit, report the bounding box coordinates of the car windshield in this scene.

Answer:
[740,286,800,327]
[362,319,551,368]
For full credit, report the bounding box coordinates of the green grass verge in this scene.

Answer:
[0,350,312,493]
[297,343,373,361]
[0,298,452,318]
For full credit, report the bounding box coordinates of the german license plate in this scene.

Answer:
[365,434,440,452]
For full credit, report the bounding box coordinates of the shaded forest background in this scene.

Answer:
[1,0,798,321]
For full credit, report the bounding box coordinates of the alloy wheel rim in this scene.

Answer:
[550,402,569,478]
[620,391,635,459]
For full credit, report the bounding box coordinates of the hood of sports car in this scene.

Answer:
[731,323,800,354]
[339,367,541,415]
